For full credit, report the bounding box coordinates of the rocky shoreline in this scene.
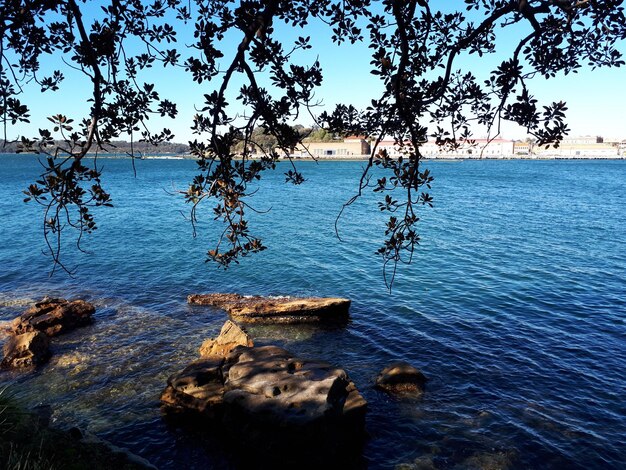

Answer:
[0,394,156,470]
[1,293,428,468]
[2,297,95,369]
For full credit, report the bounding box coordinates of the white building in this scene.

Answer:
[534,136,619,158]
[376,138,515,158]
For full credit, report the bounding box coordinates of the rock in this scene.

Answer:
[161,344,367,459]
[375,361,428,396]
[0,386,156,469]
[2,297,95,370]
[160,356,226,417]
[461,450,515,470]
[0,320,12,341]
[395,456,437,470]
[32,404,53,428]
[222,345,368,430]
[188,293,350,324]
[68,426,84,440]
[50,351,90,369]
[80,431,159,469]
[12,297,95,337]
[1,331,51,369]
[188,293,243,307]
[0,296,35,308]
[199,320,253,358]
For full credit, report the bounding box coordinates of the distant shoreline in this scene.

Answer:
[278,155,626,161]
[1,153,624,161]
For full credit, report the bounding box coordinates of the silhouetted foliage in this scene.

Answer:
[1,0,625,286]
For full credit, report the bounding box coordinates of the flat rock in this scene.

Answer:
[376,361,428,396]
[199,320,253,358]
[12,297,95,337]
[188,293,350,324]
[1,331,51,369]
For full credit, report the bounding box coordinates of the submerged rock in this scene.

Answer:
[1,331,50,369]
[199,320,253,358]
[50,351,91,369]
[162,337,367,460]
[188,293,350,324]
[395,455,437,470]
[375,361,428,396]
[12,297,95,337]
[461,450,515,470]
[0,320,12,341]
[79,431,159,469]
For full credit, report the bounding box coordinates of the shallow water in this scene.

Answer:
[1,155,625,469]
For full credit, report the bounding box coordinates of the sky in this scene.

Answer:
[5,2,626,144]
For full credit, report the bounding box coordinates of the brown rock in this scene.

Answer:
[188,293,350,324]
[0,321,12,341]
[188,293,242,307]
[12,297,95,337]
[161,345,367,455]
[160,356,226,417]
[1,331,51,369]
[344,380,369,419]
[199,320,253,358]
[375,361,428,396]
[222,345,366,428]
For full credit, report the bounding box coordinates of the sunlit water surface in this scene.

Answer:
[0,155,624,469]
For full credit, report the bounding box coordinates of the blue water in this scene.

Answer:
[0,155,625,469]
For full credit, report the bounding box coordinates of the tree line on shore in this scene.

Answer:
[1,139,189,155]
[1,126,337,156]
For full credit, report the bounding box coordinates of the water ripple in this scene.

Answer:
[1,156,625,468]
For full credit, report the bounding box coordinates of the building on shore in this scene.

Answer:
[291,136,370,158]
[534,136,619,158]
[282,134,624,160]
[377,138,516,158]
[513,141,531,155]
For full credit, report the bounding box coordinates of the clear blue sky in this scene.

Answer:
[6,2,626,143]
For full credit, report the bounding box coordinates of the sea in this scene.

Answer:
[0,154,624,469]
